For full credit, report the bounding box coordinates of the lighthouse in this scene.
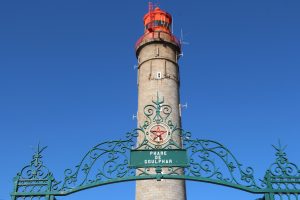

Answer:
[135,3,187,200]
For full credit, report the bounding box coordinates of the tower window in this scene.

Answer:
[156,72,162,79]
[145,21,170,30]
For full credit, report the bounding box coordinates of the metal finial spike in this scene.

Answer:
[152,92,164,105]
[36,143,47,155]
[158,93,164,105]
[37,142,40,152]
[156,91,160,103]
[272,144,279,151]
[278,139,287,151]
[272,139,287,152]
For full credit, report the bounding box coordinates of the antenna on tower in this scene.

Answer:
[148,1,154,11]
[181,102,188,109]
[172,16,174,34]
[132,113,137,120]
[153,0,160,8]
[179,28,190,57]
[180,29,190,45]
[179,102,188,116]
[148,1,155,32]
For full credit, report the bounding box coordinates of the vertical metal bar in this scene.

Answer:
[11,175,20,200]
[265,171,275,200]
[45,174,54,200]
[265,194,273,200]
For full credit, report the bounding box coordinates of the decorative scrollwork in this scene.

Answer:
[143,93,172,125]
[11,102,300,200]
[12,144,59,198]
[183,135,262,189]
[56,133,137,191]
[268,142,300,177]
[12,134,300,199]
[19,145,49,180]
[135,94,181,150]
[262,142,300,197]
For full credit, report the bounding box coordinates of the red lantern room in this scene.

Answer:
[143,6,172,34]
[135,2,181,53]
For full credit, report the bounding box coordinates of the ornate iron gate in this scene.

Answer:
[11,99,300,200]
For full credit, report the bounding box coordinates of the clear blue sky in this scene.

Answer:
[1,0,300,199]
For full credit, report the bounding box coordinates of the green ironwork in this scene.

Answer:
[11,145,58,200]
[11,98,300,200]
[130,149,189,168]
[262,142,300,200]
[136,94,182,150]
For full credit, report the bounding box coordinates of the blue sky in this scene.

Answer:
[0,0,300,199]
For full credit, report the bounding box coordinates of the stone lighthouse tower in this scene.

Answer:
[135,3,187,200]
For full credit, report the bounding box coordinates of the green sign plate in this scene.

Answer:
[130,149,189,168]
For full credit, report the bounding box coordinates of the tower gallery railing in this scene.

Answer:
[135,31,181,51]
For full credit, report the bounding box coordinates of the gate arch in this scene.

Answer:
[12,100,300,200]
[11,133,300,200]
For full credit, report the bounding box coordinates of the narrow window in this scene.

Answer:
[157,72,162,79]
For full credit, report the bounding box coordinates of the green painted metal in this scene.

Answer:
[130,149,188,168]
[11,97,300,200]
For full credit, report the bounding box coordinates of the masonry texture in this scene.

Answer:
[135,33,187,200]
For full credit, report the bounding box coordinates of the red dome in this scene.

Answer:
[135,4,181,52]
[143,6,172,33]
